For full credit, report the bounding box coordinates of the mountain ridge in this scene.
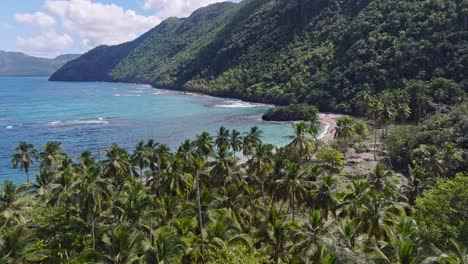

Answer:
[50,0,468,112]
[0,50,80,77]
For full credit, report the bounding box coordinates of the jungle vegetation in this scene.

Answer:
[50,0,468,113]
[2,101,467,263]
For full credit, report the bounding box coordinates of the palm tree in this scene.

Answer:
[215,126,231,149]
[413,145,444,181]
[11,141,38,182]
[318,246,338,264]
[370,235,421,264]
[79,150,96,169]
[246,143,274,209]
[243,126,263,157]
[287,121,315,161]
[83,226,145,263]
[73,168,111,249]
[438,239,468,264]
[397,103,411,124]
[101,144,131,186]
[210,145,236,187]
[367,99,383,160]
[194,131,214,160]
[407,81,429,122]
[358,197,405,241]
[132,140,150,178]
[206,209,250,251]
[254,208,295,263]
[165,158,193,198]
[39,141,66,169]
[334,116,355,148]
[177,139,197,170]
[439,143,464,179]
[0,225,44,262]
[193,158,209,257]
[275,161,311,220]
[309,118,322,138]
[144,227,186,263]
[368,164,392,192]
[338,179,371,218]
[308,175,336,219]
[230,129,243,156]
[336,218,359,249]
[292,210,327,261]
[379,102,397,136]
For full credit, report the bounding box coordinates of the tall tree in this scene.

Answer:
[215,127,231,149]
[101,144,131,187]
[132,140,150,178]
[246,143,275,210]
[39,141,66,169]
[275,161,310,220]
[11,141,38,182]
[194,131,214,161]
[287,121,315,161]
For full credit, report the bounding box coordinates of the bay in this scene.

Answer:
[0,77,293,184]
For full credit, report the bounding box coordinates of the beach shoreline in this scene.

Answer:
[317,113,342,142]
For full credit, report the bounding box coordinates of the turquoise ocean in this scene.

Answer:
[0,77,293,184]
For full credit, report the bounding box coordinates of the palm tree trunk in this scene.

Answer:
[418,104,422,123]
[150,218,153,242]
[92,215,96,249]
[291,193,295,221]
[196,171,205,259]
[261,180,267,211]
[373,128,377,161]
[26,169,30,183]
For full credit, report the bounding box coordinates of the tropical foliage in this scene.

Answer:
[50,0,467,113]
[3,114,466,263]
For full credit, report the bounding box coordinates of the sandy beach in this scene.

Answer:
[317,113,342,142]
[237,113,342,164]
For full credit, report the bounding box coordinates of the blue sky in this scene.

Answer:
[0,0,240,57]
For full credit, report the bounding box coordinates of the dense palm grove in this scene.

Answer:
[2,99,467,263]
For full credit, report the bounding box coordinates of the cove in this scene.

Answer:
[0,77,293,183]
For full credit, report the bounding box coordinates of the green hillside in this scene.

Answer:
[0,51,80,77]
[50,0,468,112]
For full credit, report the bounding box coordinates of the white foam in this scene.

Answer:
[125,94,141,97]
[128,90,145,93]
[49,119,109,126]
[136,85,151,90]
[113,93,141,97]
[66,120,109,125]
[214,100,269,108]
[5,126,13,129]
[153,91,161,95]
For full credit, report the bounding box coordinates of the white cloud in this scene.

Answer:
[143,0,226,18]
[16,31,73,56]
[44,0,161,50]
[0,22,11,29]
[15,12,56,28]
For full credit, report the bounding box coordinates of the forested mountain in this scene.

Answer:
[0,51,80,77]
[50,0,468,112]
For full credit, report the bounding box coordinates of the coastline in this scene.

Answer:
[317,113,342,142]
[237,113,341,164]
[49,79,342,141]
